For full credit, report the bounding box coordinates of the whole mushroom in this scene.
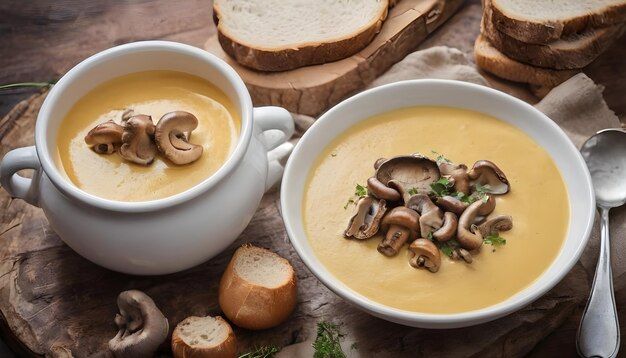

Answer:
[440,162,470,195]
[344,196,387,239]
[119,114,157,165]
[376,155,440,202]
[84,120,124,154]
[408,239,441,273]
[377,207,420,257]
[108,290,169,358]
[468,160,510,194]
[155,111,203,165]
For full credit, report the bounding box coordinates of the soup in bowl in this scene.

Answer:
[280,80,594,328]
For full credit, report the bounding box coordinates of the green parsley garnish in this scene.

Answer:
[408,187,418,196]
[344,183,367,209]
[313,321,347,358]
[238,345,281,358]
[484,233,507,246]
[431,150,452,164]
[426,232,434,241]
[439,239,460,257]
[430,177,454,197]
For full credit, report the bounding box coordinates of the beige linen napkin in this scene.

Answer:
[281,46,625,357]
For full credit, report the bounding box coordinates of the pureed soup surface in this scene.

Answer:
[303,107,570,314]
[56,70,240,202]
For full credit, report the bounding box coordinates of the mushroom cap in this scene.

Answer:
[406,194,444,238]
[409,239,442,273]
[108,290,169,358]
[376,155,440,200]
[435,196,469,215]
[381,206,420,239]
[84,120,124,154]
[119,114,157,165]
[456,200,484,250]
[155,111,203,165]
[468,160,510,194]
[344,196,387,240]
[432,211,458,242]
[367,176,401,202]
[477,215,513,237]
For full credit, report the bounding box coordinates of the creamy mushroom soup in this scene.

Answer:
[303,107,570,314]
[56,70,240,202]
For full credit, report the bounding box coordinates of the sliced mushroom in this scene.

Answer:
[468,160,510,194]
[155,111,203,165]
[84,120,124,154]
[477,215,513,237]
[477,194,496,216]
[344,197,387,240]
[367,176,401,202]
[108,290,169,358]
[121,109,136,124]
[432,211,458,241]
[440,162,470,195]
[119,114,157,165]
[451,248,473,263]
[406,194,444,238]
[376,155,440,202]
[378,207,420,256]
[456,200,485,250]
[408,239,441,273]
[435,196,469,215]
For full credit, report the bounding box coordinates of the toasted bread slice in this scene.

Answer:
[488,0,626,44]
[218,244,297,330]
[171,316,237,358]
[474,34,579,87]
[214,0,389,71]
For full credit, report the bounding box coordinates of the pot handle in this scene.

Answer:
[0,146,41,207]
[254,107,295,192]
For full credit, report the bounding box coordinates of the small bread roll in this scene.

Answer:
[171,316,237,358]
[219,244,298,330]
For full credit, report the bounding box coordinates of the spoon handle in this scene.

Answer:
[577,207,620,358]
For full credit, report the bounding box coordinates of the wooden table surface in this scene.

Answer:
[1,0,626,357]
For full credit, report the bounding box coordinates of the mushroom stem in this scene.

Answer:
[456,200,485,250]
[432,211,458,241]
[377,224,410,256]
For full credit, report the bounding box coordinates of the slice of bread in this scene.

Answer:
[488,0,626,44]
[213,0,389,71]
[482,10,625,69]
[474,34,579,87]
[219,244,297,330]
[171,316,237,358]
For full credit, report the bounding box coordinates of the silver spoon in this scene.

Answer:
[577,128,626,358]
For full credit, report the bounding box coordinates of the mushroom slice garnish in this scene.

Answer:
[406,194,444,239]
[435,196,469,215]
[108,290,169,358]
[344,197,387,240]
[377,207,420,257]
[367,176,402,202]
[456,200,485,250]
[119,114,157,165]
[376,155,440,202]
[451,247,473,263]
[432,211,458,242]
[477,215,513,237]
[468,160,510,194]
[477,194,496,216]
[84,120,124,154]
[155,111,203,165]
[408,239,441,273]
[440,162,470,195]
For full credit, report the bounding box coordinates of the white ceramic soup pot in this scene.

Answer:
[281,80,595,329]
[0,41,294,275]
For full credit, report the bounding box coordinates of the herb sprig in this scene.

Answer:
[429,177,454,197]
[344,183,367,209]
[484,232,507,246]
[313,321,347,358]
[238,345,281,358]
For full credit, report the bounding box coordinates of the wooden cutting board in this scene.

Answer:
[204,0,464,116]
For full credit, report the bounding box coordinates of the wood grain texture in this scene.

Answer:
[205,0,464,116]
[1,0,626,357]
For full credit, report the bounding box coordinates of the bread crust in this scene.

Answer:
[482,11,625,69]
[171,316,237,358]
[213,1,388,72]
[218,245,298,330]
[488,0,626,44]
[474,35,578,87]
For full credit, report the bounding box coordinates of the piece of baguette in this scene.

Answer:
[482,9,626,69]
[171,316,237,358]
[474,34,579,87]
[213,0,389,72]
[488,0,626,44]
[219,244,297,330]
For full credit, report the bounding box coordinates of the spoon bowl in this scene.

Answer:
[581,129,626,208]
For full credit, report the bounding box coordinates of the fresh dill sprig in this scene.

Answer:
[238,345,281,358]
[313,321,347,358]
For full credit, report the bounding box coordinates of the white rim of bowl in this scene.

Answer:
[281,79,595,327]
[35,41,254,213]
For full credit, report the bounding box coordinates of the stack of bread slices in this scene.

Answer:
[475,0,626,96]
